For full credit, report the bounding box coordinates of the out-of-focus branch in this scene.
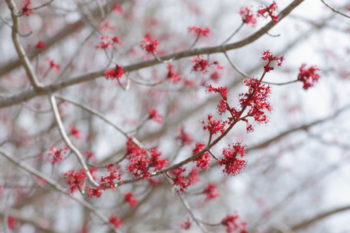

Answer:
[291,205,350,231]
[0,0,305,109]
[0,149,119,233]
[5,0,42,90]
[49,95,99,187]
[0,208,56,233]
[320,0,350,19]
[248,103,350,152]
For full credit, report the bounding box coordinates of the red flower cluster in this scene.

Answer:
[96,35,121,49]
[176,128,193,146]
[240,78,272,125]
[239,7,257,26]
[21,0,33,16]
[124,192,138,207]
[166,64,182,83]
[69,125,80,139]
[221,215,248,233]
[261,50,283,72]
[203,183,220,201]
[35,41,46,49]
[148,109,163,123]
[48,145,69,164]
[180,219,192,230]
[7,216,16,230]
[126,138,167,178]
[193,142,211,169]
[105,65,124,80]
[202,114,227,135]
[257,2,279,22]
[109,215,123,228]
[46,58,60,73]
[64,169,87,193]
[140,34,159,54]
[192,57,223,72]
[188,26,211,37]
[208,85,228,100]
[219,143,246,175]
[298,64,320,90]
[169,167,200,192]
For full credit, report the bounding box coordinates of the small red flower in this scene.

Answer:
[167,64,181,83]
[180,219,192,230]
[140,34,159,54]
[105,65,124,80]
[202,114,227,135]
[21,0,33,16]
[221,215,248,233]
[109,215,122,228]
[48,146,68,164]
[203,183,220,201]
[46,58,60,73]
[35,41,46,49]
[239,7,257,26]
[192,56,210,72]
[261,50,283,72]
[188,26,211,37]
[298,64,320,90]
[7,216,16,230]
[219,143,247,175]
[69,126,80,139]
[257,2,279,22]
[148,109,163,123]
[176,128,193,145]
[193,142,211,169]
[124,192,138,208]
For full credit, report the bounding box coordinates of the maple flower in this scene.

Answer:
[48,146,68,164]
[148,109,163,123]
[176,127,193,145]
[46,58,60,73]
[35,41,46,49]
[96,35,121,49]
[203,114,227,135]
[124,192,138,208]
[21,0,33,16]
[170,167,200,192]
[203,183,220,201]
[167,64,182,83]
[257,2,279,22]
[221,215,248,233]
[109,215,123,228]
[69,125,80,139]
[207,85,228,100]
[104,65,124,80]
[180,219,192,230]
[239,7,257,26]
[297,64,320,90]
[219,143,246,175]
[140,34,159,54]
[188,26,211,37]
[64,169,87,193]
[261,50,283,72]
[193,142,211,169]
[86,186,103,198]
[7,216,16,230]
[240,78,272,123]
[192,56,210,72]
[99,164,120,190]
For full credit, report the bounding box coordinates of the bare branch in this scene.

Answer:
[320,0,350,19]
[0,0,305,109]
[48,95,99,187]
[0,149,119,233]
[5,0,42,89]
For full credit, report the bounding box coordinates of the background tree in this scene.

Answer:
[0,0,350,233]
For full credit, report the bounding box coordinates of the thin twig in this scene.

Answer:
[223,52,249,78]
[320,0,350,19]
[5,0,42,89]
[49,95,99,187]
[0,149,119,233]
